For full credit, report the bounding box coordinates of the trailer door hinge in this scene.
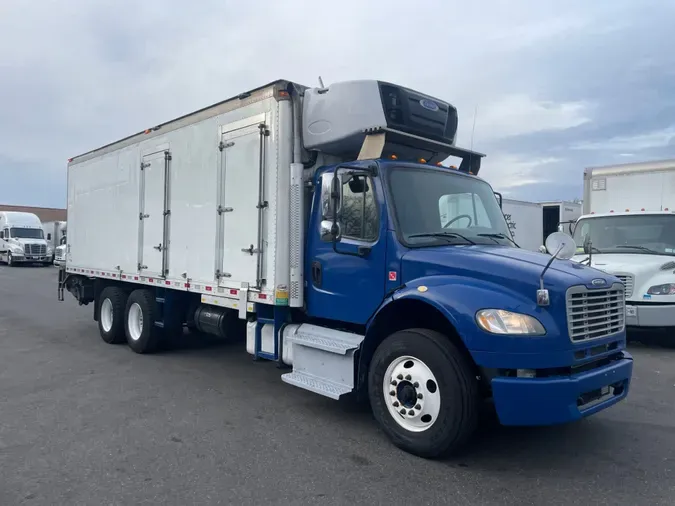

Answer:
[217,206,233,215]
[163,210,171,216]
[140,162,150,170]
[138,263,147,270]
[256,201,268,209]
[153,243,163,251]
[139,213,149,220]
[218,141,235,151]
[241,245,261,256]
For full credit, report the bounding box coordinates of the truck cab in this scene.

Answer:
[0,211,52,266]
[571,211,675,333]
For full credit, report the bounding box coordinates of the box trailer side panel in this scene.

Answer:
[67,93,291,300]
[501,199,543,251]
[584,159,675,214]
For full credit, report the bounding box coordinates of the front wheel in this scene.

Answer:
[7,253,15,267]
[368,328,479,459]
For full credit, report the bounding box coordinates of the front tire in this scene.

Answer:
[98,286,128,344]
[7,253,15,267]
[124,289,161,354]
[368,328,479,459]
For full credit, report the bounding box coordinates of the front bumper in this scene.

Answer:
[54,258,65,266]
[14,255,49,262]
[490,351,633,426]
[626,303,675,327]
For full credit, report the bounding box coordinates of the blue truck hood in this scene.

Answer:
[401,245,617,293]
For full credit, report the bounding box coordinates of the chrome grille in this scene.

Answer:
[614,274,634,298]
[566,283,625,342]
[23,244,47,256]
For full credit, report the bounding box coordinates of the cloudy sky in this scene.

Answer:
[1,0,674,208]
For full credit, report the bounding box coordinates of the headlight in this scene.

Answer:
[9,244,24,254]
[476,309,546,335]
[647,283,675,295]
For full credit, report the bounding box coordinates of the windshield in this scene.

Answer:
[387,167,513,247]
[573,214,675,256]
[10,227,44,239]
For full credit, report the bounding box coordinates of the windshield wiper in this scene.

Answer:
[408,232,476,245]
[476,233,520,248]
[615,245,662,254]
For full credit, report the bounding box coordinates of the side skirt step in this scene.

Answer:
[280,324,364,400]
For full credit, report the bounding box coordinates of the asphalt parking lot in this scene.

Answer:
[1,265,674,505]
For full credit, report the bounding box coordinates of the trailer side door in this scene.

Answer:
[139,150,171,277]
[216,114,268,288]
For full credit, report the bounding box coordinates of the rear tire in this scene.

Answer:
[368,328,479,459]
[98,286,127,344]
[125,289,161,354]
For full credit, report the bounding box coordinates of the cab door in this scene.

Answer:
[305,167,388,325]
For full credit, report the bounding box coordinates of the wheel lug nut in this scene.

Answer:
[405,374,412,380]
[389,390,396,396]
[400,408,406,415]
[408,410,415,416]
[415,404,421,410]
[417,393,423,399]
[397,374,403,380]
[413,382,419,388]
[393,401,399,407]
[391,380,397,386]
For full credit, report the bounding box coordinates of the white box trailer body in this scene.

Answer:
[582,158,675,214]
[500,198,543,251]
[42,220,67,250]
[540,201,582,238]
[66,82,297,309]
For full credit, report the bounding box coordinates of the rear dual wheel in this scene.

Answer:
[368,328,479,459]
[124,289,161,354]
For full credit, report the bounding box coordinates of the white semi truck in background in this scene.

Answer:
[0,211,53,266]
[572,158,675,334]
[43,220,67,263]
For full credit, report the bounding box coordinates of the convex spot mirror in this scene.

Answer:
[544,231,576,260]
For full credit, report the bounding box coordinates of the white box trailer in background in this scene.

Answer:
[541,201,582,238]
[500,199,543,251]
[572,159,675,333]
[582,158,675,214]
[42,220,67,251]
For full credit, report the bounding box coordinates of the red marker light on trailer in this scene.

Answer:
[641,208,645,211]
[418,158,427,164]
[390,154,398,160]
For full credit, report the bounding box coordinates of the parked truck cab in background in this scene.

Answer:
[58,79,633,458]
[572,159,675,335]
[0,211,52,266]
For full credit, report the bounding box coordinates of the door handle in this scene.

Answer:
[311,261,322,288]
[153,243,162,251]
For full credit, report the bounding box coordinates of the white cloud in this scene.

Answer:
[570,126,675,151]
[480,155,562,191]
[471,95,592,142]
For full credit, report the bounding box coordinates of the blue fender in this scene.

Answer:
[368,274,567,354]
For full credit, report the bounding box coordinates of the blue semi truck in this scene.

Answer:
[58,79,633,458]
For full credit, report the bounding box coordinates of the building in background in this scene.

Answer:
[0,204,65,223]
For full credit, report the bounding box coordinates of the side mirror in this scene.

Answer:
[494,191,503,209]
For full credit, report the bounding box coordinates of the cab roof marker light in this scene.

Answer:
[390,154,397,160]
[418,158,427,164]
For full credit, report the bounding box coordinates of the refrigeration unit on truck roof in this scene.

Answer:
[58,77,632,460]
